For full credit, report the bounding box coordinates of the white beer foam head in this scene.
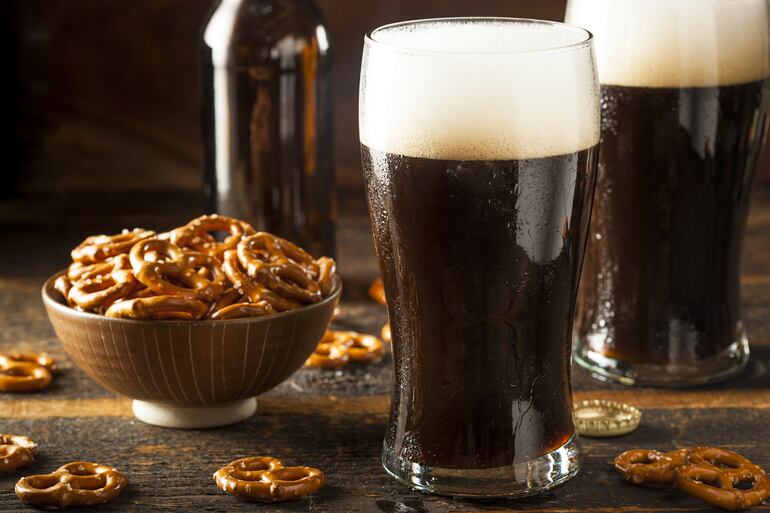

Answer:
[565,0,770,88]
[359,19,601,161]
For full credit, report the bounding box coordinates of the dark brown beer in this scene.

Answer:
[362,144,598,468]
[200,0,335,257]
[577,80,769,366]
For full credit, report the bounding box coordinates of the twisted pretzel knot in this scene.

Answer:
[71,229,155,264]
[614,448,691,486]
[67,255,137,312]
[0,356,53,393]
[214,456,325,502]
[0,434,37,473]
[15,462,128,508]
[615,447,770,511]
[676,462,770,511]
[305,331,384,368]
[61,216,337,320]
[170,215,255,259]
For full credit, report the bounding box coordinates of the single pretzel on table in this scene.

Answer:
[0,360,53,393]
[0,353,57,372]
[675,462,770,511]
[214,456,325,502]
[15,462,128,508]
[614,448,691,486]
[0,434,37,473]
[306,330,384,368]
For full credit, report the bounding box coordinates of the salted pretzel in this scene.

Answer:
[675,463,770,511]
[62,216,336,320]
[0,360,52,393]
[71,229,154,264]
[15,462,128,508]
[237,232,316,271]
[0,352,57,372]
[128,237,187,269]
[0,435,37,473]
[237,233,321,304]
[211,301,276,320]
[687,447,767,480]
[135,261,222,302]
[614,448,691,486]
[369,278,386,305]
[222,250,301,312]
[305,338,350,368]
[345,332,384,363]
[105,295,209,320]
[67,255,137,311]
[171,215,255,259]
[306,330,384,368]
[214,456,325,502]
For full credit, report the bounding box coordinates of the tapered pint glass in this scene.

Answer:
[567,0,770,386]
[359,18,600,497]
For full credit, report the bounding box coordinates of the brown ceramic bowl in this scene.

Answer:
[42,271,340,429]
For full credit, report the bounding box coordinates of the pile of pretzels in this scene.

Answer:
[614,446,770,511]
[53,215,336,320]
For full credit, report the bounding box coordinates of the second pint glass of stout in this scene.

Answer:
[566,0,770,386]
[359,19,600,497]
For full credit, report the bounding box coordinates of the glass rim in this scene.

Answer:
[364,17,594,56]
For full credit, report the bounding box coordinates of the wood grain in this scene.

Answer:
[1,189,770,511]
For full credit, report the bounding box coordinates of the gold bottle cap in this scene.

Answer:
[574,399,641,438]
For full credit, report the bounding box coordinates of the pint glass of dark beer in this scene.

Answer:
[566,0,770,386]
[359,18,600,497]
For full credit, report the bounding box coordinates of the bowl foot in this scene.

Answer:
[132,398,257,429]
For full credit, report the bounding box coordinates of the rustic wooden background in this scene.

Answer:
[5,0,769,205]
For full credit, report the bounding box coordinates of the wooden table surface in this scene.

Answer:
[2,189,770,512]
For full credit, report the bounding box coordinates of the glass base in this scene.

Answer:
[573,333,750,388]
[381,433,581,498]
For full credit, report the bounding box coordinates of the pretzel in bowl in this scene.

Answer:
[0,434,37,473]
[171,214,255,259]
[57,215,337,321]
[214,456,325,502]
[67,255,137,312]
[71,229,154,264]
[15,462,128,508]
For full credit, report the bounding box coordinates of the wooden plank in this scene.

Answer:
[0,408,769,512]
[7,386,770,421]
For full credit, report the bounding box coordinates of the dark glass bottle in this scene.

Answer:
[200,0,335,257]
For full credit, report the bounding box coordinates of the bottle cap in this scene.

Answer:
[574,399,641,437]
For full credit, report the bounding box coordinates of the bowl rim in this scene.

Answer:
[41,270,342,326]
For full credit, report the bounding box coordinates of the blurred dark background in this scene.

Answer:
[2,0,770,244]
